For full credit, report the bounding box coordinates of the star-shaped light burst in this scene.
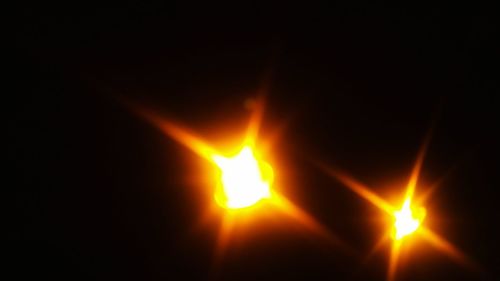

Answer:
[128,94,349,267]
[319,135,480,281]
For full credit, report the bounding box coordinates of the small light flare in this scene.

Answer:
[212,145,274,209]
[317,129,481,280]
[392,198,426,240]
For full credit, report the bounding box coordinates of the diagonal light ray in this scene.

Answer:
[415,148,472,206]
[131,106,219,161]
[270,192,357,256]
[419,227,482,272]
[317,163,394,214]
[363,231,391,264]
[415,168,452,206]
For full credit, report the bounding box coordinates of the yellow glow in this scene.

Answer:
[392,198,426,240]
[212,146,273,209]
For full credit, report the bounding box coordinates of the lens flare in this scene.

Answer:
[317,130,480,281]
[392,198,426,240]
[127,96,350,269]
[212,146,273,209]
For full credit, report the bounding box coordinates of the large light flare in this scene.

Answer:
[212,146,273,209]
[392,198,426,240]
[128,96,351,269]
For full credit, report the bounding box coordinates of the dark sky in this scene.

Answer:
[12,3,498,281]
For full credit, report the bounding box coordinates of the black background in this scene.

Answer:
[12,3,498,281]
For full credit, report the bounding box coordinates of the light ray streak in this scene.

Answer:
[387,240,402,281]
[405,129,432,200]
[318,164,394,214]
[270,193,355,255]
[420,227,481,272]
[133,107,218,161]
[362,231,391,264]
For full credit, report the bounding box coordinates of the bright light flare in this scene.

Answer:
[212,146,273,209]
[128,96,350,269]
[392,198,426,240]
[317,130,480,281]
